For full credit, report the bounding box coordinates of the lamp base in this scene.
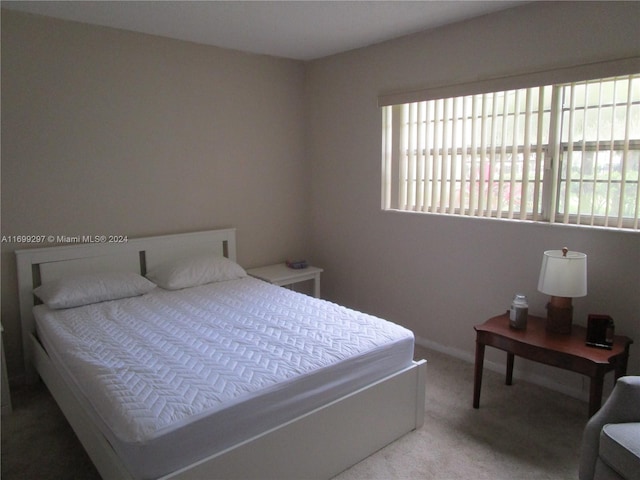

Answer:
[545,301,573,334]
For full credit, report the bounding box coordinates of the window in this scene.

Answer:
[382,73,640,230]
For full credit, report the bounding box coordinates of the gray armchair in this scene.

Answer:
[579,376,640,480]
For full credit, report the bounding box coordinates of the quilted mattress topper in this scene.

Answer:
[34,277,414,445]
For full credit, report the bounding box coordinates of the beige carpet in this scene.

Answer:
[1,345,588,479]
[335,346,586,479]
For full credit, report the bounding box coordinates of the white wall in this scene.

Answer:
[1,10,308,377]
[306,1,640,399]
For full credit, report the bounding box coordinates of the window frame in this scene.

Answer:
[380,58,640,231]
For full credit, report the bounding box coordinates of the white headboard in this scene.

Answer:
[15,228,237,381]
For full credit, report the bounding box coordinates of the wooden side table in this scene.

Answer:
[473,313,632,417]
[247,263,323,298]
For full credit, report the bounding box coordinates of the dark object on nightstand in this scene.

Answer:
[286,259,308,269]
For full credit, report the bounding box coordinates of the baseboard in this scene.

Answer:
[415,336,590,403]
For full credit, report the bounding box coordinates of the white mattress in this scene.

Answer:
[34,277,415,479]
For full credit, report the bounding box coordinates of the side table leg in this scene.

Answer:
[589,370,605,417]
[613,346,630,381]
[473,340,485,409]
[506,353,514,385]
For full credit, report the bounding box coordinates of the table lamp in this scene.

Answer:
[537,247,587,334]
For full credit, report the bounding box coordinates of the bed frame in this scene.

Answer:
[16,228,427,480]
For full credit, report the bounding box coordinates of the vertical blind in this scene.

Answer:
[557,75,640,229]
[382,73,640,230]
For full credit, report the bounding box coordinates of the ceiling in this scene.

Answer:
[2,1,527,61]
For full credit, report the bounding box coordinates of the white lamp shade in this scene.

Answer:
[537,250,587,298]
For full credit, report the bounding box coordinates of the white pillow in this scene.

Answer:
[34,272,157,309]
[146,254,247,290]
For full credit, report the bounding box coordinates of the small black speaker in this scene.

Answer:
[586,314,614,349]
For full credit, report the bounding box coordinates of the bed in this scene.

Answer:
[16,228,427,480]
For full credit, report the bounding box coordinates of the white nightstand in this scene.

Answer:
[1,324,12,415]
[247,263,323,298]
